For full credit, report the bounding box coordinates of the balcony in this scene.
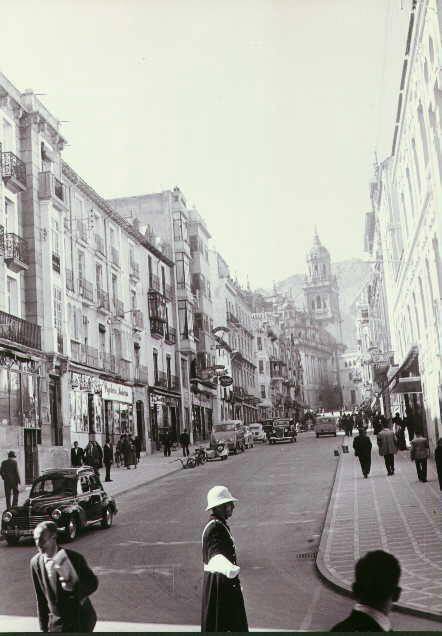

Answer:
[111,246,120,268]
[2,231,29,272]
[149,274,161,292]
[0,310,41,349]
[71,343,99,367]
[102,353,116,373]
[38,172,68,211]
[114,298,124,318]
[129,259,140,280]
[79,278,94,304]
[65,269,75,292]
[169,374,179,390]
[155,371,168,388]
[1,151,27,193]
[132,309,144,331]
[164,325,176,344]
[150,318,164,338]
[97,289,110,312]
[163,284,173,301]
[52,253,61,273]
[116,358,131,381]
[95,234,106,256]
[134,365,149,385]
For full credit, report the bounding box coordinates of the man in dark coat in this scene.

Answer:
[201,485,248,632]
[179,429,190,457]
[377,420,398,476]
[103,439,113,482]
[31,521,98,632]
[134,436,142,463]
[0,450,21,510]
[332,550,401,632]
[162,430,171,457]
[353,429,372,478]
[70,442,84,467]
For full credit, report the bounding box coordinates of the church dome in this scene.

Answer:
[308,229,329,260]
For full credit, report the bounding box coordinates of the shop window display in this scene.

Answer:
[0,361,41,429]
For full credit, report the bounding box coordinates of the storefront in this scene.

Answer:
[0,351,41,484]
[149,391,181,451]
[69,372,134,447]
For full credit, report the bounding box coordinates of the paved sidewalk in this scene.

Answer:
[0,445,198,512]
[317,437,442,619]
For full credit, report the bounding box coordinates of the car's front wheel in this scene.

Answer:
[5,536,20,547]
[64,515,78,542]
[101,507,113,529]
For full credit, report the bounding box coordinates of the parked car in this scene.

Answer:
[315,413,338,437]
[211,420,245,454]
[249,422,267,443]
[243,426,254,449]
[269,420,297,444]
[1,467,117,546]
[262,419,275,441]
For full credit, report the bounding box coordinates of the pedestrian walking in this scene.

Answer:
[392,412,407,451]
[435,438,442,491]
[201,486,248,632]
[31,521,98,632]
[409,429,430,482]
[377,421,398,476]
[134,435,142,464]
[0,451,21,510]
[120,434,131,469]
[162,430,171,457]
[405,410,416,442]
[179,429,190,457]
[353,428,372,478]
[128,436,137,468]
[103,439,113,482]
[70,441,84,467]
[331,550,401,632]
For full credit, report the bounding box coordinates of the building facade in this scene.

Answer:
[370,0,442,449]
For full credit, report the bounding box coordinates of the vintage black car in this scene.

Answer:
[1,467,117,546]
[268,420,297,444]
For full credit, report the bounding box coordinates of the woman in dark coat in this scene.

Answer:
[201,486,248,632]
[435,438,442,491]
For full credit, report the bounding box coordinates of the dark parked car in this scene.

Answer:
[1,467,117,546]
[269,420,297,444]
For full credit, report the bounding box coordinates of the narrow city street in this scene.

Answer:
[1,433,439,631]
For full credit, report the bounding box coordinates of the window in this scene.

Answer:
[260,385,266,399]
[53,287,63,332]
[148,255,153,286]
[181,358,188,388]
[79,476,90,494]
[6,276,19,316]
[259,360,264,374]
[2,118,13,152]
[130,289,137,312]
[96,263,103,290]
[257,337,262,351]
[173,213,188,242]
[178,300,193,338]
[52,218,60,256]
[78,250,85,281]
[161,266,166,295]
[153,350,159,383]
[166,355,171,386]
[5,197,17,234]
[112,274,118,300]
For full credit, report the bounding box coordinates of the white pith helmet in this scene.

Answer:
[206,485,238,511]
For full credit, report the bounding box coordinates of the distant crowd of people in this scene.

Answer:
[71,435,142,482]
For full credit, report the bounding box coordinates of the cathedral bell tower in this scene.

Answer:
[303,229,341,337]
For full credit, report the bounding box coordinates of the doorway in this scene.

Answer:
[24,429,39,485]
[136,401,146,451]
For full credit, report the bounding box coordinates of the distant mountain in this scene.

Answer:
[267,259,371,350]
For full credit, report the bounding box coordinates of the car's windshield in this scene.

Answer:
[213,424,235,432]
[30,476,76,498]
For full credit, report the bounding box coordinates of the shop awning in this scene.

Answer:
[390,376,422,394]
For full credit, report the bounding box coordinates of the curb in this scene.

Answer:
[315,453,442,623]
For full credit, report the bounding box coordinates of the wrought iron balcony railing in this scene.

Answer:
[97,289,110,312]
[169,374,179,390]
[164,325,176,344]
[134,365,149,385]
[1,151,27,191]
[0,310,41,349]
[38,172,67,207]
[150,318,164,337]
[65,269,75,292]
[132,309,144,331]
[2,232,28,271]
[116,358,131,381]
[114,298,124,318]
[163,284,173,301]
[155,371,168,388]
[79,278,94,303]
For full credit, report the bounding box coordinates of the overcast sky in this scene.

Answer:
[1,0,411,288]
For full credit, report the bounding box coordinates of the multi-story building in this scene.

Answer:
[254,316,279,420]
[109,188,205,441]
[370,0,442,448]
[338,352,363,409]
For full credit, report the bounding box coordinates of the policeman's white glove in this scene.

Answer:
[204,554,240,578]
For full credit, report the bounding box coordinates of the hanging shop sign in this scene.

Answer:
[102,381,133,403]
[71,372,102,393]
[149,393,180,407]
[219,375,233,387]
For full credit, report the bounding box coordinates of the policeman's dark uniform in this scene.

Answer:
[201,514,248,632]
